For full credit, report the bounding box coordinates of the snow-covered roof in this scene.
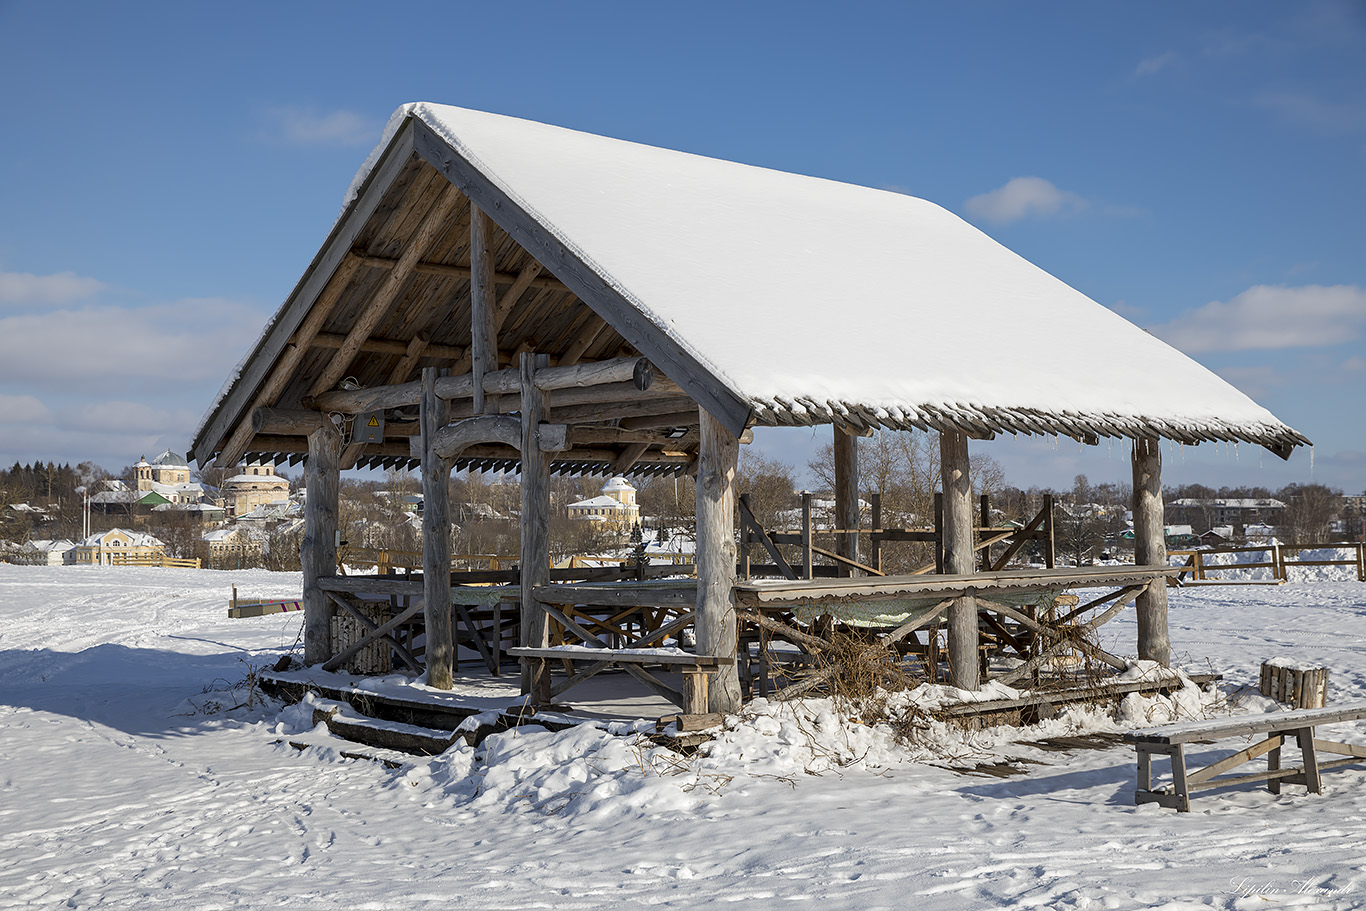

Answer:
[568,495,628,510]
[193,103,1307,470]
[601,477,635,493]
[150,450,189,468]
[81,528,164,547]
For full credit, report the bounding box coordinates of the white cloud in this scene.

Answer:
[1151,284,1366,353]
[61,401,194,435]
[1134,52,1178,77]
[963,177,1088,226]
[0,269,105,307]
[0,299,265,385]
[0,394,54,423]
[263,107,378,147]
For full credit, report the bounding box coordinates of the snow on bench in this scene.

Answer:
[1123,701,1366,811]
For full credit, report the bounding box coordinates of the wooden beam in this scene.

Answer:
[384,332,433,386]
[421,367,454,689]
[470,204,497,414]
[310,331,461,362]
[214,252,364,468]
[834,426,860,577]
[560,314,609,366]
[302,422,342,665]
[306,355,655,414]
[940,430,979,691]
[696,408,741,712]
[429,414,522,460]
[356,253,569,292]
[1132,437,1170,665]
[492,260,544,330]
[253,408,327,436]
[310,184,464,400]
[520,354,553,703]
[612,442,652,475]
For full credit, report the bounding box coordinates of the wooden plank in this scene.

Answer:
[309,183,464,400]
[1125,701,1366,744]
[1185,735,1282,786]
[325,592,423,673]
[410,118,753,440]
[507,646,730,667]
[534,583,697,609]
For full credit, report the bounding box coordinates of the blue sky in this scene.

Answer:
[0,1,1362,492]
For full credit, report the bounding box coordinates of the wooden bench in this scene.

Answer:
[1124,701,1366,811]
[508,645,732,715]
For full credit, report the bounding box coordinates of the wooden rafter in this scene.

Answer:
[356,253,568,291]
[214,252,363,468]
[310,184,464,400]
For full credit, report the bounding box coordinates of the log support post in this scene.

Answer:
[421,367,454,689]
[520,353,553,703]
[940,430,979,691]
[470,204,497,415]
[1132,437,1171,665]
[696,409,742,713]
[303,420,342,665]
[834,426,860,577]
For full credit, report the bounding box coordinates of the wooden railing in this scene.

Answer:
[105,553,202,569]
[1171,542,1366,584]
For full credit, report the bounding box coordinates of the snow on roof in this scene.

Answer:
[376,103,1305,452]
[601,476,634,492]
[568,495,628,509]
[82,528,164,547]
[150,450,189,468]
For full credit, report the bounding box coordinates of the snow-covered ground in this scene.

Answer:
[2,564,1365,910]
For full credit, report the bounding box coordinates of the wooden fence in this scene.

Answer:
[1171,542,1366,585]
[106,553,202,569]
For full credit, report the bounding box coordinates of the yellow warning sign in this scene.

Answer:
[367,416,380,427]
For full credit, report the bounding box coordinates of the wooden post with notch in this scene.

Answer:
[834,426,860,577]
[696,409,742,713]
[1132,436,1170,665]
[520,353,553,703]
[421,367,454,689]
[940,430,979,690]
[302,421,342,665]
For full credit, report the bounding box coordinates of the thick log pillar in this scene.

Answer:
[940,430,979,690]
[696,409,742,712]
[1132,437,1171,665]
[421,367,454,689]
[302,420,342,665]
[519,354,553,703]
[834,426,860,576]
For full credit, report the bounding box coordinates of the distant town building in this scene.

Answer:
[567,476,640,529]
[1168,498,1286,531]
[72,528,166,565]
[221,462,290,517]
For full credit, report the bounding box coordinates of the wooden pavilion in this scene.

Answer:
[193,103,1307,715]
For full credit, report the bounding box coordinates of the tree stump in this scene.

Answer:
[1260,660,1329,709]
